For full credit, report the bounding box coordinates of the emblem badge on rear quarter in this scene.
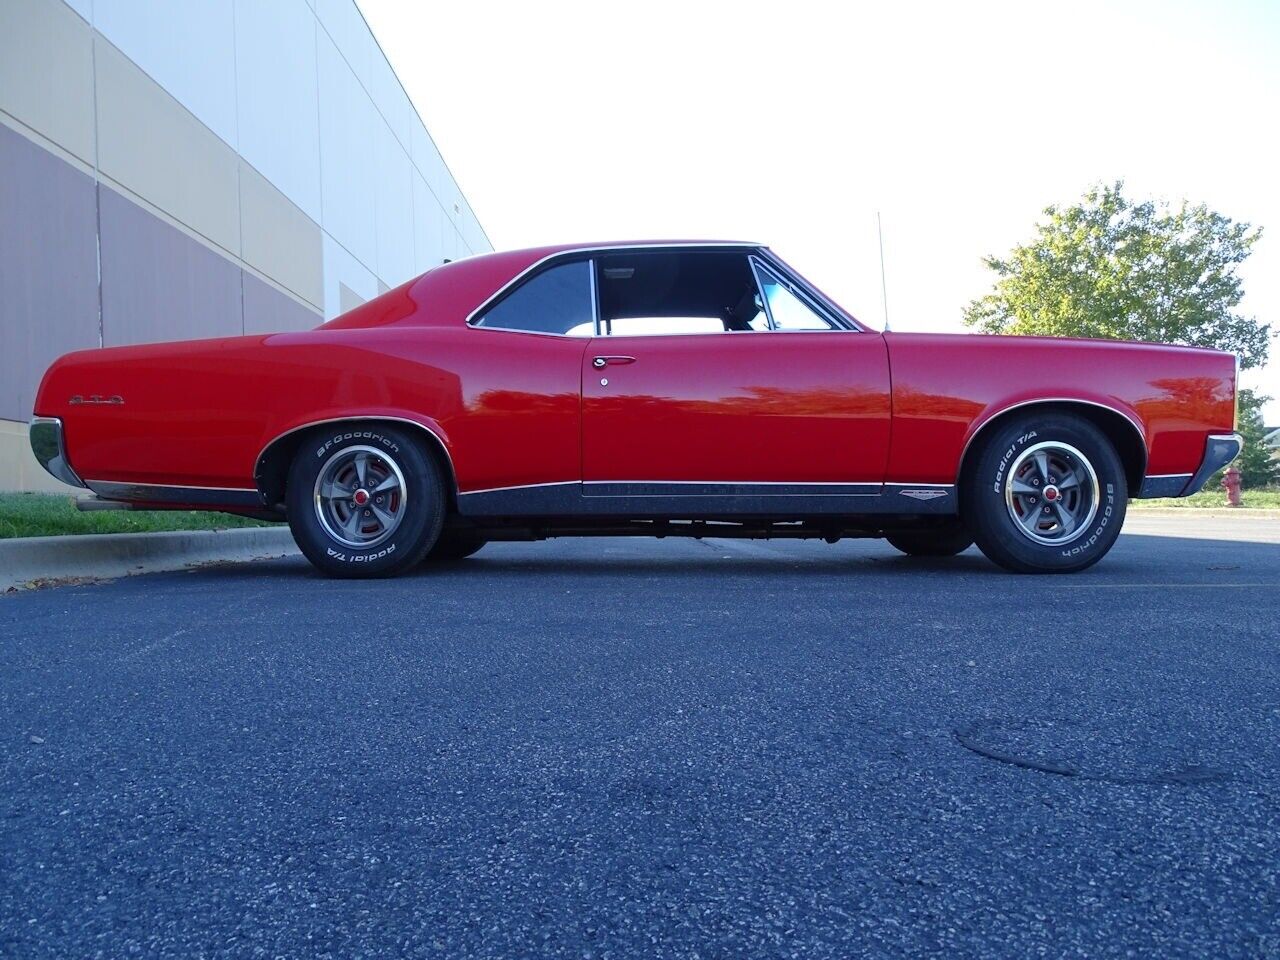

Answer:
[69,394,125,405]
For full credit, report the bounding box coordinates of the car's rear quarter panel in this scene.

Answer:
[36,326,585,493]
[884,333,1236,484]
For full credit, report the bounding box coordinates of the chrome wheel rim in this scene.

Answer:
[1004,441,1099,546]
[313,445,407,549]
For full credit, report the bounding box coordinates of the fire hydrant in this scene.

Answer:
[1222,466,1242,507]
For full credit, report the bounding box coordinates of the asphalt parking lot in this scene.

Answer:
[2,516,1278,958]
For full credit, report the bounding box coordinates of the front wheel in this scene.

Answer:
[285,425,445,578]
[961,414,1127,574]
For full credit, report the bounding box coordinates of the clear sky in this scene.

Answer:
[359,0,1280,422]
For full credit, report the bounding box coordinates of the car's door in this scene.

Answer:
[580,248,892,502]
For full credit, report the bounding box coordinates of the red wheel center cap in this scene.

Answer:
[1043,486,1060,502]
[353,489,370,506]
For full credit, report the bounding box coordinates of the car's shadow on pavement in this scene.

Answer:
[180,530,1280,588]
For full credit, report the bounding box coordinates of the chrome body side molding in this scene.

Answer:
[456,481,957,518]
[583,481,883,498]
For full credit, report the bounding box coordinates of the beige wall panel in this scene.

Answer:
[0,0,96,164]
[239,161,323,309]
[0,418,81,494]
[338,283,366,315]
[94,37,241,256]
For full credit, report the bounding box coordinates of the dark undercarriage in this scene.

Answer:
[448,515,965,543]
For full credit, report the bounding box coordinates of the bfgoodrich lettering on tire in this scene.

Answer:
[285,424,445,578]
[961,413,1127,574]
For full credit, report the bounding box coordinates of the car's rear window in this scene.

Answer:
[473,261,594,336]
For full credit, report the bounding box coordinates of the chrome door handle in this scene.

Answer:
[592,356,636,368]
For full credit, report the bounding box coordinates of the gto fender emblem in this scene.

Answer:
[69,394,125,405]
[900,489,949,501]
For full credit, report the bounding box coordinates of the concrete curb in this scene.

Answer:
[1,527,299,592]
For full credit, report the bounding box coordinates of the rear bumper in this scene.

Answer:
[1135,433,1242,498]
[1184,433,1243,495]
[29,417,86,488]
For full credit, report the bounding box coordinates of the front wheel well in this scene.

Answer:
[958,401,1147,494]
[255,418,457,512]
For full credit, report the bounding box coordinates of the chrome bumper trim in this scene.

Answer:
[1183,433,1244,496]
[1136,473,1193,499]
[85,480,264,508]
[29,417,86,488]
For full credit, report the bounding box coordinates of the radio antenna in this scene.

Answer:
[877,211,890,332]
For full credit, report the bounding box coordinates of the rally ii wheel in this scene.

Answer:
[886,526,974,557]
[285,424,445,578]
[422,530,488,564]
[961,413,1127,574]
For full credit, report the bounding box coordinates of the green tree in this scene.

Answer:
[964,181,1270,369]
[1230,389,1279,489]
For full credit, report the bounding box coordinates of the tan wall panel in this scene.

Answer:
[0,0,96,164]
[338,283,367,315]
[94,36,241,256]
[239,161,323,309]
[0,418,81,494]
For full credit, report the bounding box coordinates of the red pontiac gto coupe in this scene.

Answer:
[31,241,1241,577]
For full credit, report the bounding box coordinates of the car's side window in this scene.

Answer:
[473,260,595,336]
[751,260,837,331]
[596,250,769,336]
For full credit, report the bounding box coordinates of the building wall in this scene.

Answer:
[0,0,490,492]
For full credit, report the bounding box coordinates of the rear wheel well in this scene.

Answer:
[255,419,457,512]
[958,401,1146,494]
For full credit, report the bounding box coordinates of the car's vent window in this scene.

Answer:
[473,260,594,336]
[753,261,836,331]
[596,250,768,336]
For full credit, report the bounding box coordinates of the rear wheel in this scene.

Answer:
[422,530,488,563]
[961,413,1127,574]
[886,526,973,557]
[286,425,445,578]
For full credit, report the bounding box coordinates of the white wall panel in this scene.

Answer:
[410,121,450,212]
[93,0,238,148]
[457,200,487,255]
[373,118,414,286]
[440,213,459,264]
[233,0,322,222]
[412,172,443,274]
[315,0,374,92]
[368,46,413,152]
[61,0,91,22]
[322,231,377,320]
[316,29,377,273]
